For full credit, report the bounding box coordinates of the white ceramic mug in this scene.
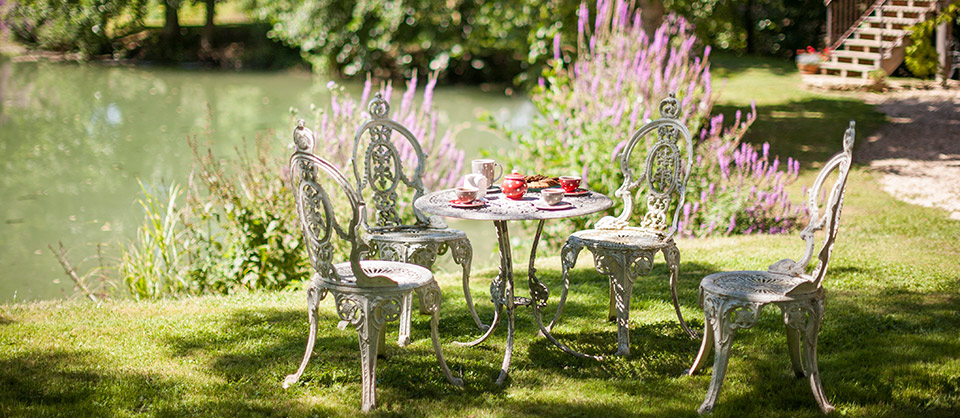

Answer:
[463,174,489,199]
[471,159,503,185]
[540,188,565,206]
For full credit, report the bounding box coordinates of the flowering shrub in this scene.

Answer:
[795,46,831,66]
[299,73,464,191]
[682,110,806,236]
[490,0,806,242]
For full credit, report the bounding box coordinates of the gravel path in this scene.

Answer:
[855,89,960,220]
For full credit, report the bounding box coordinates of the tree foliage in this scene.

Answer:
[251,0,582,83]
[665,0,826,56]
[905,0,960,79]
[2,0,147,55]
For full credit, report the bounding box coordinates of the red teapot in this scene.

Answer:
[501,172,527,200]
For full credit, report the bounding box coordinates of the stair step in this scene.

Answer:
[830,49,884,59]
[881,5,936,13]
[856,27,909,37]
[864,16,926,25]
[820,61,880,72]
[842,38,900,48]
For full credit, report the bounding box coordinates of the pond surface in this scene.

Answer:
[0,60,532,302]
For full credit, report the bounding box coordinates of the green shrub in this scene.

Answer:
[904,1,960,79]
[116,72,464,298]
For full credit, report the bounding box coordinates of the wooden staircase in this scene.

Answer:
[821,0,941,78]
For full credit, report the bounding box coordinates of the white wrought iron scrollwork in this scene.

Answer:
[768,121,855,291]
[688,126,854,414]
[352,92,430,228]
[602,92,693,239]
[286,120,461,412]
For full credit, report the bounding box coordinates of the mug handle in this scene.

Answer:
[492,163,504,183]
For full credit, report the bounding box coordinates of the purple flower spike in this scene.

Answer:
[553,33,562,61]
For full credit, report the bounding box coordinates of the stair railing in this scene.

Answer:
[825,0,888,50]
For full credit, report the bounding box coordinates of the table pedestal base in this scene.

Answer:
[454,219,602,384]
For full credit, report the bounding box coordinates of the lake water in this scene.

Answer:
[0,60,532,302]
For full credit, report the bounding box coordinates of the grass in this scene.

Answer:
[3,55,960,417]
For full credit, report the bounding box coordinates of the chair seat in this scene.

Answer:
[700,270,818,303]
[366,226,466,243]
[570,228,672,251]
[323,260,435,291]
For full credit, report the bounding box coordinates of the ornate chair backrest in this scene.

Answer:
[351,93,430,230]
[769,121,855,290]
[605,93,693,239]
[291,121,398,288]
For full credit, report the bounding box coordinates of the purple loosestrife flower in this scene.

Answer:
[492,0,804,239]
[554,33,563,61]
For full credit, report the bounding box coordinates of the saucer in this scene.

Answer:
[450,199,486,209]
[486,185,501,193]
[563,188,590,196]
[535,201,574,211]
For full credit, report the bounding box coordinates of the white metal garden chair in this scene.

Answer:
[351,93,481,345]
[685,122,856,414]
[282,121,462,412]
[550,93,698,357]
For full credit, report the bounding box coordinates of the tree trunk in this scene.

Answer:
[743,0,755,54]
[639,0,665,39]
[163,0,181,41]
[201,0,216,51]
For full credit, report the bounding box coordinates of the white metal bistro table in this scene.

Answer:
[415,188,614,383]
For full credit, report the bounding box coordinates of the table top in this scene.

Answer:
[415,188,614,221]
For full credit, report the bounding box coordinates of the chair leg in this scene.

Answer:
[397,292,413,346]
[549,239,583,331]
[451,238,486,331]
[781,304,805,378]
[698,309,737,414]
[610,267,637,357]
[283,286,325,388]
[419,284,464,387]
[357,307,385,412]
[663,244,698,339]
[786,326,804,378]
[686,315,714,376]
[803,298,834,414]
[352,293,407,412]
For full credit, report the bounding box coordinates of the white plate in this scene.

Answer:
[535,201,574,211]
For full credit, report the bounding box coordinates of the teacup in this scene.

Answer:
[540,188,565,206]
[472,159,503,185]
[455,187,479,204]
[558,176,582,193]
[463,174,489,199]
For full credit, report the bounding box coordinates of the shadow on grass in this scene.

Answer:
[710,53,796,78]
[854,94,960,163]
[663,285,960,416]
[713,97,887,165]
[0,316,12,325]
[0,348,320,417]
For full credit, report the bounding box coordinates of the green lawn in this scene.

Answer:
[3,55,960,417]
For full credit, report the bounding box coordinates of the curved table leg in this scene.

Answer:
[492,220,517,385]
[528,221,603,361]
[453,304,502,347]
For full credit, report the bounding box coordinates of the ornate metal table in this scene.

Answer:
[415,188,614,383]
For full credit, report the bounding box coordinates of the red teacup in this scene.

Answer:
[558,176,582,193]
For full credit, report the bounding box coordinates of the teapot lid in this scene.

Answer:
[504,172,525,180]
